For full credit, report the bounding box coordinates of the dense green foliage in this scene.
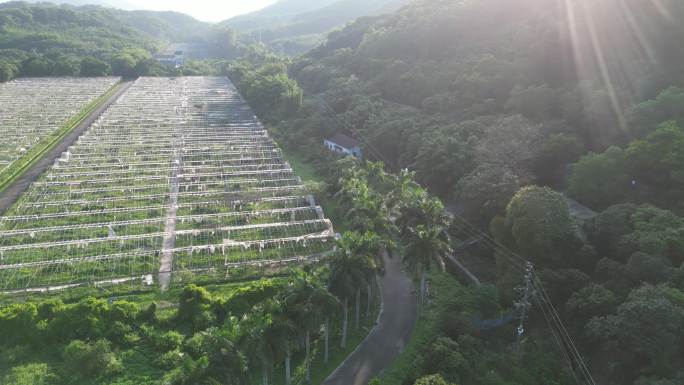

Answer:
[569,119,684,211]
[376,273,572,385]
[241,0,684,215]
[479,184,684,384]
[227,56,304,120]
[226,0,684,383]
[0,2,244,80]
[0,274,372,385]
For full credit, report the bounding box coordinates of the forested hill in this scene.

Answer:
[0,1,210,42]
[0,2,230,80]
[282,0,684,211]
[220,0,408,54]
[19,0,140,9]
[227,2,684,382]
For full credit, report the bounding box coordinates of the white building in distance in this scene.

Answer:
[324,133,362,158]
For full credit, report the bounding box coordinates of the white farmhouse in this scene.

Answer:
[323,133,362,158]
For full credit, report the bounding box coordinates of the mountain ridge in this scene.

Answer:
[220,0,410,54]
[2,0,141,10]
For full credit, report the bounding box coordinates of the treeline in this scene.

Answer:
[225,48,304,120]
[1,48,158,81]
[0,272,364,385]
[0,2,243,81]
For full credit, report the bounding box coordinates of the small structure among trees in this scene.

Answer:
[324,133,362,158]
[154,50,185,68]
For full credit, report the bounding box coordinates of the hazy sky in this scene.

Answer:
[128,0,277,22]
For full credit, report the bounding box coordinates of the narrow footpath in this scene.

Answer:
[323,252,418,385]
[159,150,181,290]
[0,81,134,215]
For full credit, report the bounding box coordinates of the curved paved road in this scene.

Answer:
[0,81,133,215]
[323,252,418,385]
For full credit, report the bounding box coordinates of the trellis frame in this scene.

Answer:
[0,77,335,292]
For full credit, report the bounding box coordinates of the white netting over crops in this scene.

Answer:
[0,77,335,291]
[0,77,120,174]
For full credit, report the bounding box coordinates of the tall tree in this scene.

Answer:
[194,325,248,385]
[283,269,338,381]
[244,301,290,385]
[327,232,380,348]
[399,195,452,304]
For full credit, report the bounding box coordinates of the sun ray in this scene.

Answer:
[619,0,658,65]
[580,1,628,132]
[650,0,674,22]
[561,0,586,82]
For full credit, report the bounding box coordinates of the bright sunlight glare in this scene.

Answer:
[122,0,277,22]
[561,0,674,135]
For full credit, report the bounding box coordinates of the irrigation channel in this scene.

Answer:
[0,77,336,292]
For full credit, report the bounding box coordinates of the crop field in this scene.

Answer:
[0,77,335,292]
[0,77,120,177]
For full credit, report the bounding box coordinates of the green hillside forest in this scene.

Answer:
[1,0,684,385]
[0,1,235,80]
[228,0,684,384]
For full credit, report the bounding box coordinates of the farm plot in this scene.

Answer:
[0,77,120,177]
[0,77,335,291]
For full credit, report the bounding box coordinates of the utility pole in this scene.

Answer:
[515,262,534,347]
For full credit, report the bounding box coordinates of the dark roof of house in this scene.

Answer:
[325,133,359,149]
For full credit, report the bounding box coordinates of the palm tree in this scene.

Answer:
[283,269,338,381]
[397,192,448,236]
[244,301,295,385]
[400,196,452,305]
[200,325,249,385]
[244,311,276,385]
[335,165,397,233]
[321,297,338,364]
[336,170,396,323]
[327,232,380,348]
[385,168,420,217]
[272,304,299,385]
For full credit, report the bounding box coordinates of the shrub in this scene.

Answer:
[177,285,215,330]
[414,374,452,385]
[155,349,186,369]
[151,331,185,353]
[62,339,122,379]
[1,363,57,385]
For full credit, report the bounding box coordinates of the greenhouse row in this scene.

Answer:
[0,77,335,291]
[0,77,120,174]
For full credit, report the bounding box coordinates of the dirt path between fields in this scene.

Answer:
[159,150,181,291]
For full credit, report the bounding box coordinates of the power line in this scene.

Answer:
[531,275,597,385]
[515,261,534,346]
[313,86,596,383]
[446,211,597,385]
